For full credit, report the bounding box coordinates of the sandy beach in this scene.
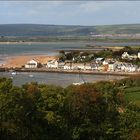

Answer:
[2,55,58,68]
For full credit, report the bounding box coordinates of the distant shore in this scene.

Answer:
[0,41,87,45]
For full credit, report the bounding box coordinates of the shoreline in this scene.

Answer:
[0,54,140,77]
[1,55,58,68]
[0,41,88,45]
[1,67,140,77]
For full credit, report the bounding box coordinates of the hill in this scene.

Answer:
[0,24,140,37]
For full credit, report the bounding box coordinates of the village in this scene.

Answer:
[24,50,140,73]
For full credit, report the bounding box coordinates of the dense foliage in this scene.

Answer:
[0,77,140,140]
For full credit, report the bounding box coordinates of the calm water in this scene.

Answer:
[0,42,87,64]
[1,42,140,57]
[0,42,86,56]
[0,72,125,87]
[0,42,128,85]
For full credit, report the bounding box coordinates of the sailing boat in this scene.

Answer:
[11,71,17,76]
[9,70,17,76]
[73,69,87,85]
[73,81,85,86]
[29,74,34,78]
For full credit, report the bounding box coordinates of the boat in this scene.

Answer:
[29,74,34,78]
[72,70,87,85]
[11,71,17,76]
[73,81,85,85]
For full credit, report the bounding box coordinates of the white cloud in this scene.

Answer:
[80,2,103,13]
[1,1,140,25]
[79,1,114,13]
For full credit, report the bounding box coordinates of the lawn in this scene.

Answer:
[125,86,140,107]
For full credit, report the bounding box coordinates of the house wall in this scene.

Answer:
[25,60,38,68]
[64,66,71,70]
[108,64,115,71]
[25,64,37,68]
[47,61,58,68]
[138,52,140,59]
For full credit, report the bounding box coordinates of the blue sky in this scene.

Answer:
[0,1,140,25]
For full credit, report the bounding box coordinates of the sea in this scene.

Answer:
[0,41,137,86]
[1,41,140,62]
[0,72,125,87]
[0,42,86,64]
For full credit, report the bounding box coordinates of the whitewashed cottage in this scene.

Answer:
[25,59,39,68]
[47,60,58,69]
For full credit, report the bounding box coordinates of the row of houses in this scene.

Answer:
[25,59,92,70]
[24,58,140,72]
[122,52,140,59]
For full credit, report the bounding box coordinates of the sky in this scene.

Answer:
[0,1,140,25]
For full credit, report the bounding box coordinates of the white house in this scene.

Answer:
[121,65,126,71]
[58,62,65,69]
[84,63,92,70]
[108,63,116,71]
[64,63,72,70]
[25,59,39,68]
[47,60,58,69]
[122,52,138,59]
[120,63,137,72]
[122,52,129,59]
[97,66,104,71]
[129,66,136,72]
[91,61,98,70]
[138,52,140,59]
[129,54,137,59]
[71,63,85,70]
[102,60,108,65]
[96,58,104,64]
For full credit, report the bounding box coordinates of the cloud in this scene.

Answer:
[79,1,109,13]
[0,1,140,25]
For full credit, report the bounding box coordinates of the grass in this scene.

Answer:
[125,86,140,107]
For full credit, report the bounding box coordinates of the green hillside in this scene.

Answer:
[0,24,140,37]
[95,24,140,34]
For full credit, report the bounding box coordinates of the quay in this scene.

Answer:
[1,67,140,77]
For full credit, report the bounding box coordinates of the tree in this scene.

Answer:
[0,78,139,140]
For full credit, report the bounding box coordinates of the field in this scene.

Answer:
[125,86,140,107]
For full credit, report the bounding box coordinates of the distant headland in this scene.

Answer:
[0,24,140,42]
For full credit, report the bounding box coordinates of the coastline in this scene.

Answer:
[1,54,140,77]
[0,41,87,45]
[0,55,140,76]
[1,67,140,77]
[1,55,58,68]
